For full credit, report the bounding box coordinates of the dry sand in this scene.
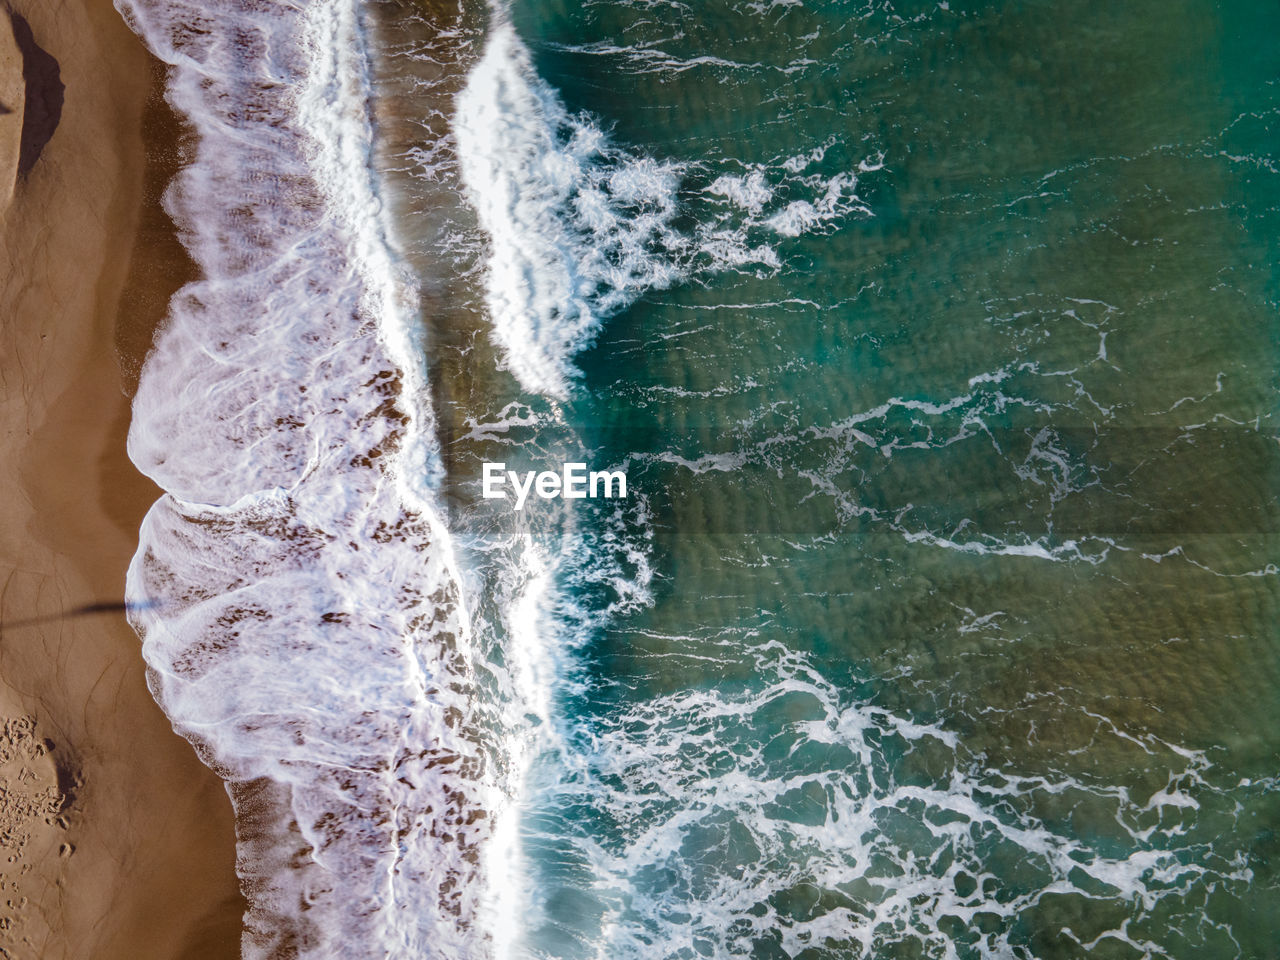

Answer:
[0,0,243,957]
[0,12,20,198]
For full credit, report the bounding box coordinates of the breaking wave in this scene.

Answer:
[454,19,872,397]
[117,0,514,955]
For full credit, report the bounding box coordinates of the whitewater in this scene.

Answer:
[115,0,1272,957]
[115,0,520,955]
[112,0,877,949]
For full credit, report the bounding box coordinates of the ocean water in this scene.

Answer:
[119,0,1277,957]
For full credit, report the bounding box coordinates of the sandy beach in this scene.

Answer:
[0,0,242,956]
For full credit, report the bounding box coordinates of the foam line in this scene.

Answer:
[115,0,505,955]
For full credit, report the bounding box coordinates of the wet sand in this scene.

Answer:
[0,0,243,957]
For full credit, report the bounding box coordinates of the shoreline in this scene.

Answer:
[0,1,242,957]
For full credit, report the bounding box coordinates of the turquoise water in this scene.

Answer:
[383,0,1279,955]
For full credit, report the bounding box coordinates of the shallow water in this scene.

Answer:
[124,0,1278,955]
[422,0,1279,955]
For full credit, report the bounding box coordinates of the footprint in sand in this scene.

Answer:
[0,715,70,953]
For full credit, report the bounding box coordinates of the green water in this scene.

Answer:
[388,0,1279,955]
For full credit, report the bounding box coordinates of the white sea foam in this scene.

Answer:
[765,171,864,236]
[453,22,686,397]
[708,170,774,213]
[453,19,872,397]
[515,639,1251,958]
[116,0,512,955]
